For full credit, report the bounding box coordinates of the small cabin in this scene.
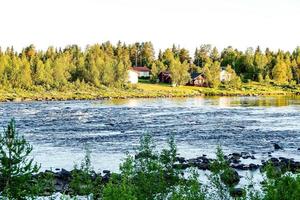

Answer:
[132,66,150,78]
[128,69,139,84]
[220,68,231,82]
[158,72,172,83]
[188,72,208,87]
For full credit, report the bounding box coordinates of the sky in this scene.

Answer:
[0,0,299,54]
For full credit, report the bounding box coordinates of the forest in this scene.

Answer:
[1,42,300,90]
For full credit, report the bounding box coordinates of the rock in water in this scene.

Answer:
[274,143,282,150]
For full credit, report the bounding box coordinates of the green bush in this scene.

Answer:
[0,119,40,199]
[103,134,206,200]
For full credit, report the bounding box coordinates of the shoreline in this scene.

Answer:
[35,148,300,195]
[1,82,299,102]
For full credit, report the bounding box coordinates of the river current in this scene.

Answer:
[1,96,300,172]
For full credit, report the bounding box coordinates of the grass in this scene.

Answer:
[0,81,300,102]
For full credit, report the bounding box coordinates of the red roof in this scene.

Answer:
[132,66,150,72]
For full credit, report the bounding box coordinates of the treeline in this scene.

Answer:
[0,42,300,89]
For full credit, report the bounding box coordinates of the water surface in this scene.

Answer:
[0,96,300,171]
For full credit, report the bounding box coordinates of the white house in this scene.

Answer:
[220,69,231,82]
[128,69,139,84]
[132,66,150,78]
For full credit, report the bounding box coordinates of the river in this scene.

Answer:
[0,96,300,172]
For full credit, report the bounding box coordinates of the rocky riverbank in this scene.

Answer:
[36,144,300,196]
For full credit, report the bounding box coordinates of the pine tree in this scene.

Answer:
[254,50,268,80]
[141,42,155,67]
[210,47,220,62]
[0,119,40,199]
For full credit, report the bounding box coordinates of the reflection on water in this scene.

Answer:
[0,96,300,171]
[98,96,299,108]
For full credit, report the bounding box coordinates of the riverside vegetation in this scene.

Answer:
[1,119,300,199]
[1,43,300,101]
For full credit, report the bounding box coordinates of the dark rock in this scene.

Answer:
[102,172,111,183]
[91,171,98,181]
[230,188,244,198]
[103,170,111,174]
[196,162,210,170]
[173,163,189,170]
[237,152,254,159]
[231,158,241,164]
[274,143,282,150]
[231,164,247,170]
[60,169,71,178]
[176,156,186,163]
[249,163,260,170]
[298,148,300,151]
[232,153,241,158]
[270,157,279,163]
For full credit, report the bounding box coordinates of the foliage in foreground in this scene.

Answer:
[102,134,206,200]
[0,119,41,199]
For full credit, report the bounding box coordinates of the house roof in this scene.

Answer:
[132,66,150,72]
[159,71,170,75]
[191,72,205,79]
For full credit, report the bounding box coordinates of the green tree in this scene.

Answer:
[52,56,70,87]
[0,119,40,199]
[141,42,155,67]
[224,65,242,89]
[34,60,47,85]
[203,61,221,88]
[254,48,268,80]
[194,44,212,67]
[70,146,101,198]
[114,61,128,87]
[150,62,159,82]
[162,48,175,67]
[210,46,220,62]
[179,48,191,63]
[170,59,190,86]
[272,58,290,84]
[221,46,238,71]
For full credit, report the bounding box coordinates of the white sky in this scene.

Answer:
[0,0,299,54]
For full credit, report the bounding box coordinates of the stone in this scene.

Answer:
[176,157,186,163]
[249,163,259,171]
[103,170,111,174]
[274,143,282,150]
